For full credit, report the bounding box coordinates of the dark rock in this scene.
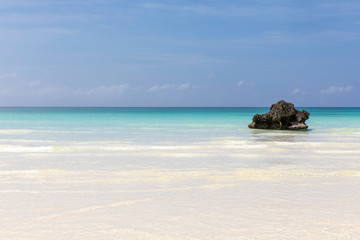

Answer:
[248,100,310,130]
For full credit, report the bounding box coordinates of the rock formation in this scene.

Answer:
[248,100,310,130]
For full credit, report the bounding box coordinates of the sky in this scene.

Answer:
[0,0,359,107]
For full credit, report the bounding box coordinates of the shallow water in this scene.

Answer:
[0,108,359,239]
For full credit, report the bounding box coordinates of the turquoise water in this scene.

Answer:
[0,108,360,239]
[0,107,359,141]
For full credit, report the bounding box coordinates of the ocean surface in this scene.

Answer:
[1,107,360,239]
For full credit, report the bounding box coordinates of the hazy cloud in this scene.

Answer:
[291,88,306,95]
[237,81,244,87]
[178,83,190,91]
[320,85,354,94]
[315,31,360,41]
[0,78,129,100]
[147,83,191,92]
[291,88,301,95]
[140,3,261,17]
[33,84,129,99]
[147,84,174,92]
[28,81,42,86]
[0,73,18,79]
[84,84,129,97]
[132,52,224,66]
[237,80,256,88]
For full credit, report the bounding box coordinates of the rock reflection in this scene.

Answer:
[250,129,310,142]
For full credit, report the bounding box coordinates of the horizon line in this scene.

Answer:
[0,106,359,108]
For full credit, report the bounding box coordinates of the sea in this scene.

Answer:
[0,107,359,240]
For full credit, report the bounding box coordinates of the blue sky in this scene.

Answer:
[0,0,359,107]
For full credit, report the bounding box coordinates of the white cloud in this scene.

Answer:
[84,84,129,97]
[147,83,191,92]
[320,85,354,94]
[178,83,190,91]
[35,84,129,99]
[291,88,307,96]
[147,84,174,92]
[291,88,301,95]
[237,80,244,86]
[237,80,256,87]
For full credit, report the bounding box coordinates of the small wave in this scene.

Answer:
[0,129,35,134]
[316,150,360,154]
[0,145,54,153]
[37,198,153,220]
